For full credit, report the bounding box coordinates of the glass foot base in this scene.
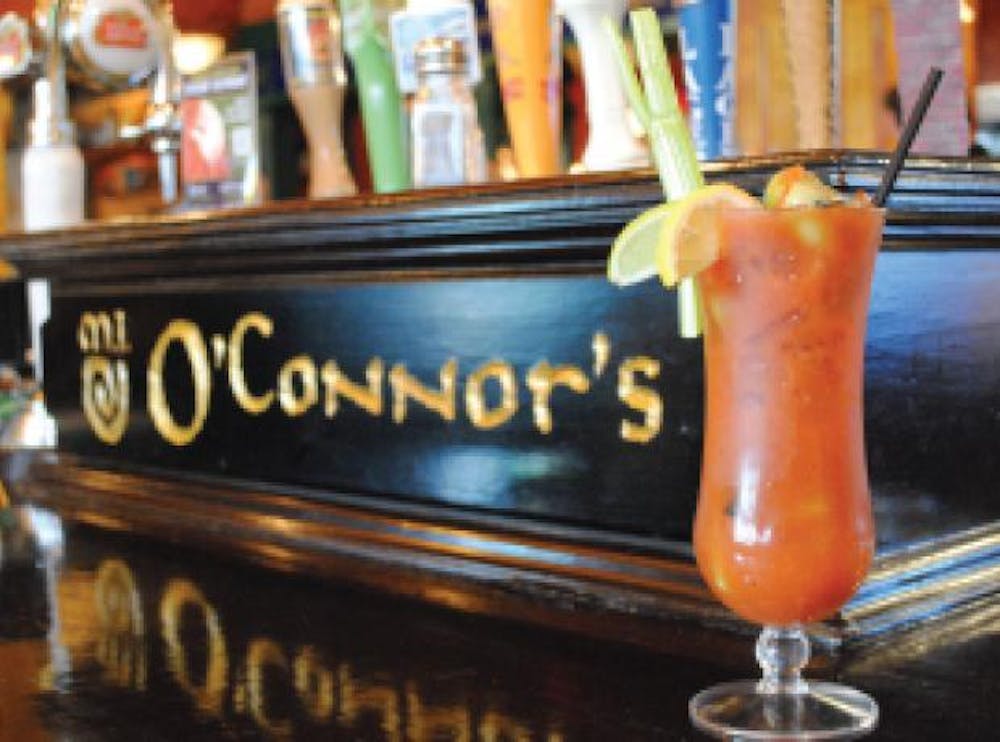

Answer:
[689,680,878,740]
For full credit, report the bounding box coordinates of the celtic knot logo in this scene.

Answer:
[82,357,130,444]
[79,311,132,445]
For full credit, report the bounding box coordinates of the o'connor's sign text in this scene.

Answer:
[78,310,664,448]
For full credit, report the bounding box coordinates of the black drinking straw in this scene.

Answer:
[872,67,945,207]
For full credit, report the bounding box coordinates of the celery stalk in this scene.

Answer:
[606,9,704,338]
[631,11,703,198]
[602,18,651,132]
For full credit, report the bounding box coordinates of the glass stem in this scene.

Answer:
[755,625,810,695]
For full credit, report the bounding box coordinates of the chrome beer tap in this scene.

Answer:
[2,2,182,209]
[58,0,180,207]
[116,0,180,205]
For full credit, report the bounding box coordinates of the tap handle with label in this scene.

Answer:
[278,0,357,199]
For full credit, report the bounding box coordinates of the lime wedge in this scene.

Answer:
[608,201,679,286]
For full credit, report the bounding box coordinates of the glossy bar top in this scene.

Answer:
[0,504,996,741]
[2,155,999,738]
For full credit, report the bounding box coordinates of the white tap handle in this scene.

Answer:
[557,0,649,172]
[300,83,357,199]
[278,0,357,199]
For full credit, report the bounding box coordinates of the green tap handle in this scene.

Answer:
[342,1,410,193]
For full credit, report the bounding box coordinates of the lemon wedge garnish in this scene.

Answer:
[608,184,760,288]
[763,164,844,208]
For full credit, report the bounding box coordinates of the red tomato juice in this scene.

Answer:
[693,204,885,625]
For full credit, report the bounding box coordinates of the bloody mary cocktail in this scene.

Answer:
[693,203,884,626]
[604,11,894,732]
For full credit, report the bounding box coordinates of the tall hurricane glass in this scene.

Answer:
[689,203,885,738]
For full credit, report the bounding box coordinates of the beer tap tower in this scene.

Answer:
[60,0,182,206]
[0,1,181,448]
[12,0,183,209]
[118,0,181,204]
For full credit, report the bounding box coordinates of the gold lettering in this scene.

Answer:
[95,559,144,634]
[95,631,144,690]
[232,675,248,714]
[77,312,94,352]
[278,355,318,416]
[94,559,146,690]
[618,356,662,444]
[389,359,457,424]
[592,331,611,378]
[160,579,228,715]
[336,663,352,718]
[211,334,226,369]
[94,312,112,351]
[321,358,384,418]
[228,312,275,415]
[82,356,130,445]
[78,312,113,353]
[246,638,294,737]
[340,664,401,740]
[406,681,470,742]
[465,360,518,429]
[293,646,335,722]
[147,320,211,446]
[526,361,589,434]
[480,710,532,742]
[113,309,131,353]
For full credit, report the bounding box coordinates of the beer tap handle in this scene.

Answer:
[110,1,181,206]
[147,0,180,205]
[556,0,649,172]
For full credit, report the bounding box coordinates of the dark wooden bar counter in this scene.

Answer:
[2,152,1000,739]
[0,502,996,740]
